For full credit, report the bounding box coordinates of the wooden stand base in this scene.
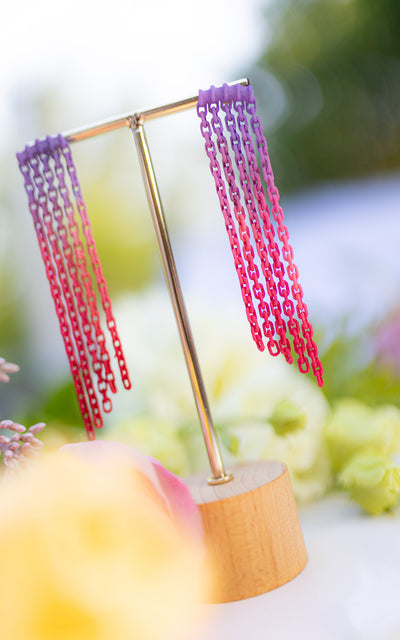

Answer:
[186,461,307,603]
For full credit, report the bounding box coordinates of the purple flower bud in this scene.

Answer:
[0,420,14,430]
[1,363,19,374]
[0,357,19,372]
[30,438,43,450]
[28,423,46,435]
[19,443,33,456]
[4,455,17,469]
[0,412,45,475]
[20,433,34,443]
[7,423,26,434]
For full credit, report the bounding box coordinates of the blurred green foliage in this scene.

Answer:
[0,166,27,359]
[317,323,400,408]
[18,380,81,430]
[82,182,157,294]
[0,270,25,356]
[254,0,400,191]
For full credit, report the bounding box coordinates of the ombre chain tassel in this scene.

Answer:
[197,83,323,387]
[17,136,131,438]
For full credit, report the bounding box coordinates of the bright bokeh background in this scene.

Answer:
[2,0,400,478]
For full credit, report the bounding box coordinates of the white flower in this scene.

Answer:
[106,289,331,503]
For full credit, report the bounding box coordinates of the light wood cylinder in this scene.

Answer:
[186,461,307,603]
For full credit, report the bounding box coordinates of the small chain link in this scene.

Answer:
[30,151,104,429]
[17,135,133,437]
[41,148,115,413]
[17,152,95,438]
[208,103,280,357]
[221,101,294,361]
[235,101,308,368]
[197,84,323,387]
[61,141,131,390]
[197,104,264,351]
[246,99,323,386]
[53,146,117,408]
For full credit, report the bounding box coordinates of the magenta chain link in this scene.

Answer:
[17,135,132,437]
[40,147,115,413]
[51,144,117,407]
[245,97,323,385]
[220,100,295,363]
[197,104,265,350]
[229,106,295,363]
[197,83,323,387]
[32,151,104,429]
[61,141,131,390]
[16,151,95,438]
[234,101,309,370]
[207,103,280,357]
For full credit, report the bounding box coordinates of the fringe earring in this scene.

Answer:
[197,83,323,387]
[17,135,131,439]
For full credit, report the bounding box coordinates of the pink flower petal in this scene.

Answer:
[28,423,46,435]
[150,458,203,543]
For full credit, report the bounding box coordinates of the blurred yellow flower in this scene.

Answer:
[338,452,400,515]
[0,449,209,640]
[325,399,400,472]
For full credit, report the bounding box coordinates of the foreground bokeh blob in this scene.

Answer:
[0,446,209,640]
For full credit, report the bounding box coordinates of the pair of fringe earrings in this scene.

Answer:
[17,83,323,439]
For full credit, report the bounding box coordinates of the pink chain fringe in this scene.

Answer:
[17,136,132,438]
[198,84,323,387]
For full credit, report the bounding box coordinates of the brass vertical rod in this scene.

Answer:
[130,119,231,484]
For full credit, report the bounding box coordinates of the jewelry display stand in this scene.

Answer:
[187,461,307,602]
[18,78,315,602]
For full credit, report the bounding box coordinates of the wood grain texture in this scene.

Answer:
[186,461,307,602]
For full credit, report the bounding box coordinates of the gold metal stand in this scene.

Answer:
[63,78,249,484]
[55,80,307,600]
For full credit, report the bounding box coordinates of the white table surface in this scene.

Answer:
[191,494,400,640]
